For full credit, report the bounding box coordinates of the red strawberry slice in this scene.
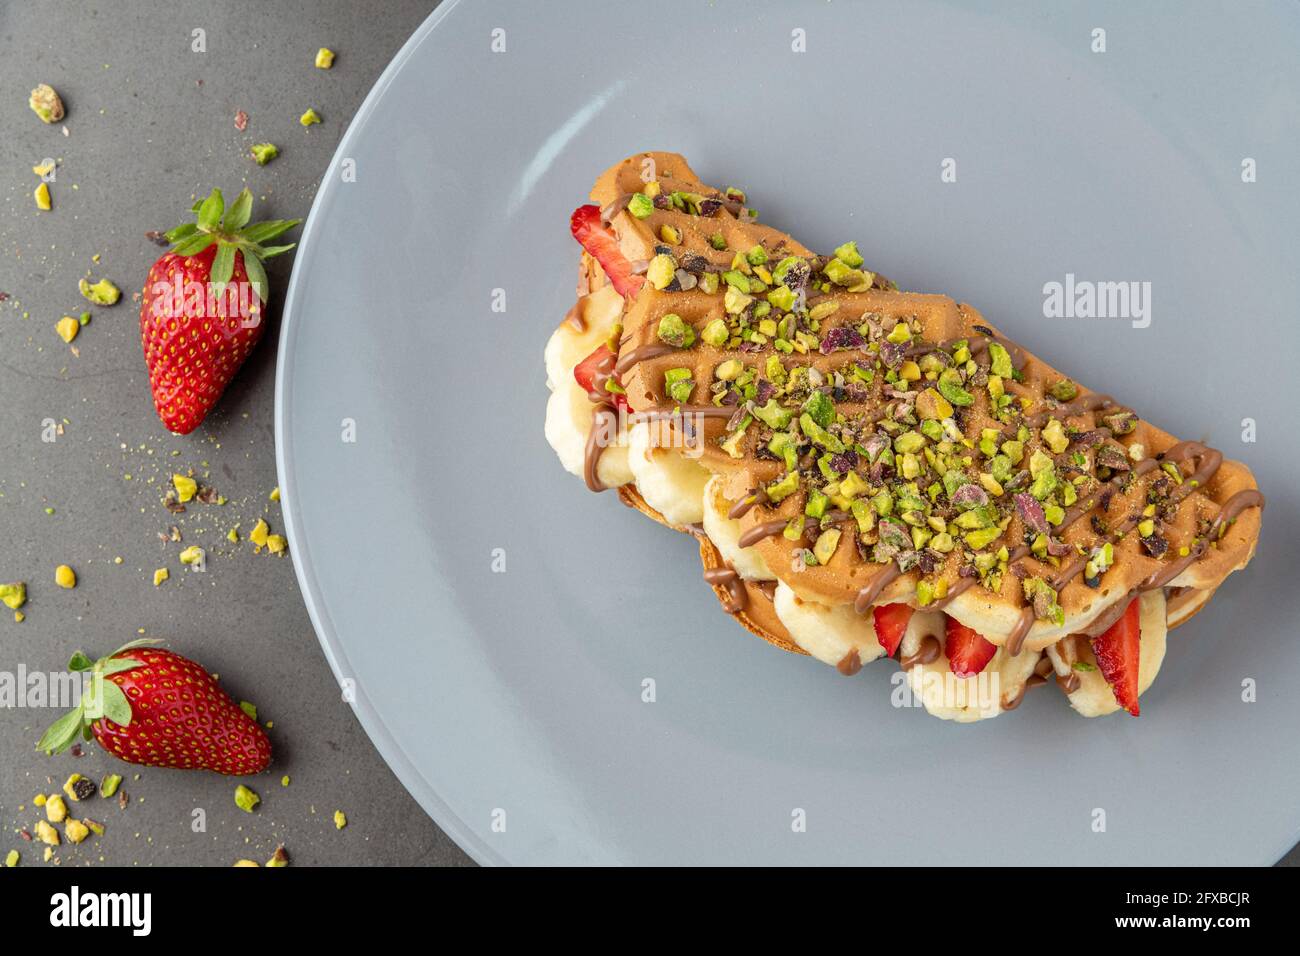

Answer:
[945,615,998,677]
[574,344,629,413]
[872,603,913,656]
[1090,597,1142,716]
[571,204,643,298]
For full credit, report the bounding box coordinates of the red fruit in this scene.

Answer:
[872,603,913,656]
[573,343,629,412]
[140,188,300,434]
[38,640,271,775]
[945,615,998,678]
[570,204,643,298]
[1090,597,1142,716]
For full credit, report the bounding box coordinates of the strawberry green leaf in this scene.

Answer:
[256,242,298,260]
[191,199,204,214]
[36,706,85,755]
[240,219,301,245]
[98,657,146,677]
[99,680,132,727]
[68,651,94,671]
[172,233,217,257]
[243,252,269,306]
[197,189,225,231]
[224,188,254,231]
[165,222,199,243]
[211,242,236,291]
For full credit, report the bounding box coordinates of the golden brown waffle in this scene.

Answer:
[588,155,1261,658]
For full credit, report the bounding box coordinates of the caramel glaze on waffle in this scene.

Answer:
[577,152,1263,659]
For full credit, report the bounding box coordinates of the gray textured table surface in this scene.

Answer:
[1,0,470,867]
[1,0,1294,868]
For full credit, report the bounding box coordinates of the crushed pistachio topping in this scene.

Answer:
[315,47,336,69]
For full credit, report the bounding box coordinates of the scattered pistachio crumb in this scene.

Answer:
[29,84,65,123]
[35,182,52,211]
[250,143,279,165]
[269,486,280,502]
[4,850,18,867]
[281,775,290,787]
[153,567,169,587]
[239,700,257,720]
[234,784,260,813]
[315,47,335,69]
[55,316,78,343]
[78,277,121,305]
[333,810,347,830]
[299,107,321,127]
[54,564,76,589]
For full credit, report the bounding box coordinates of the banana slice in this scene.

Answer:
[626,422,709,526]
[701,476,774,581]
[898,613,1043,722]
[772,581,886,670]
[1045,590,1167,718]
[543,286,634,489]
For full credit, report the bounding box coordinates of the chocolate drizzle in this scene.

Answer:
[900,634,941,671]
[737,519,790,549]
[704,566,749,613]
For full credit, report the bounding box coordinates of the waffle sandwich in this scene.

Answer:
[544,151,1264,721]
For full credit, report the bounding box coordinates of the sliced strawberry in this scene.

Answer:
[570,204,643,298]
[573,344,629,413]
[1090,597,1142,716]
[872,603,913,657]
[945,615,998,678]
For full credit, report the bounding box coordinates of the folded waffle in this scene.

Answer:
[544,151,1263,721]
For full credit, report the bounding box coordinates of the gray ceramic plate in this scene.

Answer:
[275,0,1300,865]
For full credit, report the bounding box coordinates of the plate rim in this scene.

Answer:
[273,0,503,867]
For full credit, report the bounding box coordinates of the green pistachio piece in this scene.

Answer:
[804,489,829,519]
[697,272,719,295]
[766,471,800,503]
[937,368,974,406]
[766,284,797,311]
[987,342,1014,378]
[870,489,894,517]
[664,367,694,403]
[920,419,944,441]
[850,498,875,534]
[1001,440,1024,465]
[893,430,926,455]
[723,284,754,314]
[1044,502,1065,525]
[812,529,841,566]
[823,258,864,286]
[963,527,1003,550]
[701,318,729,346]
[250,142,280,165]
[833,241,864,268]
[234,784,260,813]
[803,390,835,427]
[646,254,677,290]
[79,278,121,306]
[0,582,26,610]
[839,471,870,498]
[808,301,840,322]
[799,413,844,453]
[783,516,806,541]
[885,322,912,345]
[1048,379,1078,401]
[745,244,768,265]
[753,399,793,430]
[916,388,954,421]
[1041,418,1070,454]
[709,233,727,250]
[714,359,742,381]
[627,193,654,218]
[656,313,695,348]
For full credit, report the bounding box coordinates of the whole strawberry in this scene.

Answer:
[140,188,300,434]
[38,639,271,775]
